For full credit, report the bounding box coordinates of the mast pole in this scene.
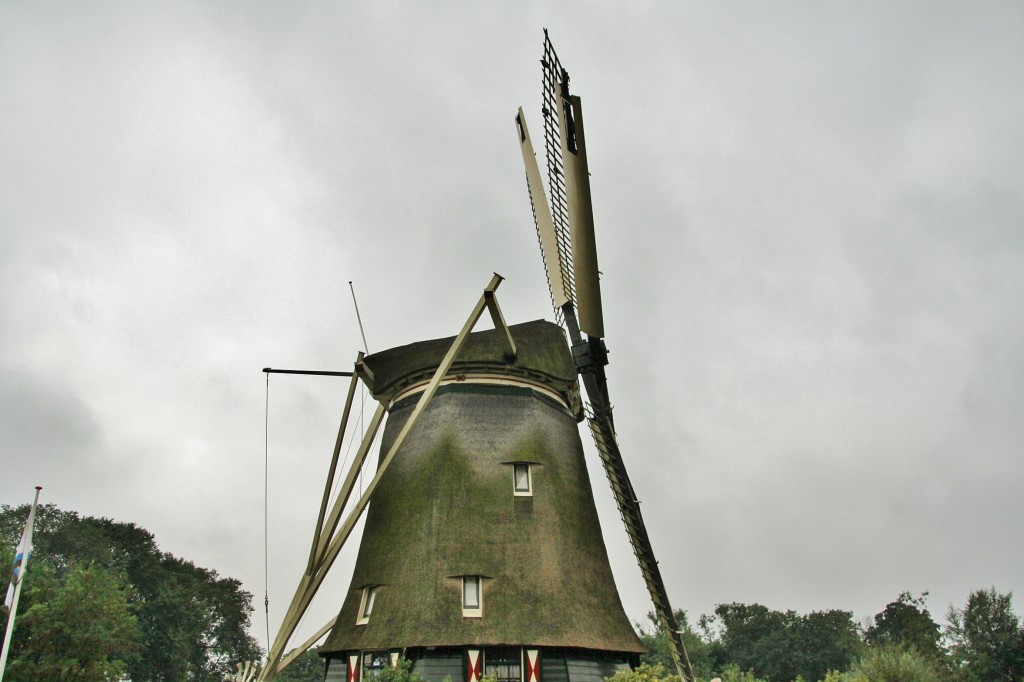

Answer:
[0,486,42,682]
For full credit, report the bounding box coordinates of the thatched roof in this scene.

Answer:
[362,319,578,404]
[322,320,644,655]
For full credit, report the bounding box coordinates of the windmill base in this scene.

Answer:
[323,646,639,682]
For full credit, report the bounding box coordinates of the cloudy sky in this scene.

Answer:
[2,0,1022,653]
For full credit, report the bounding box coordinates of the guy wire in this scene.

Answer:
[264,372,271,653]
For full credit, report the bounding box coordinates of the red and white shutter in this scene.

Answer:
[525,649,540,682]
[348,654,360,682]
[467,649,482,682]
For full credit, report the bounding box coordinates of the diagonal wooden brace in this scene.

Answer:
[259,274,508,681]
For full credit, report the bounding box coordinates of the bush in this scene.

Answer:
[715,663,768,682]
[379,657,426,682]
[605,663,677,682]
[823,644,944,682]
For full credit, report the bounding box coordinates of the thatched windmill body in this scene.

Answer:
[318,318,645,682]
[258,34,693,682]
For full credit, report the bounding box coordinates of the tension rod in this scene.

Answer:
[262,368,354,377]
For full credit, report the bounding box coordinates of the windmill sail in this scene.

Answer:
[516,109,570,312]
[518,32,696,682]
[542,34,604,339]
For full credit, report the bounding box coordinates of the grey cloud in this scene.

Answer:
[0,370,102,458]
[1,0,1022,650]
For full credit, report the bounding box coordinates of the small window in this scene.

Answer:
[485,648,522,682]
[463,576,482,617]
[513,463,532,496]
[356,586,378,625]
[362,651,391,679]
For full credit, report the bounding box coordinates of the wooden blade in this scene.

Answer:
[557,93,605,338]
[586,406,694,682]
[560,306,693,682]
[516,108,571,311]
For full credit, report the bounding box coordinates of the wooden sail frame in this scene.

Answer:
[516,32,696,682]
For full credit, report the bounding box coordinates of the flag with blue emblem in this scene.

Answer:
[4,505,36,609]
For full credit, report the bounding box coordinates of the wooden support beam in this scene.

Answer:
[484,275,517,360]
[307,354,363,576]
[278,615,338,671]
[258,274,506,681]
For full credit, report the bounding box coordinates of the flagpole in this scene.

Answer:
[0,486,42,682]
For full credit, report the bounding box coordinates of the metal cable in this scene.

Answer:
[264,372,271,654]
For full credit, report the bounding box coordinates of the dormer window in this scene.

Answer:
[463,576,482,617]
[356,586,378,625]
[512,463,532,496]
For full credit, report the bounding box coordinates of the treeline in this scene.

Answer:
[5,503,1022,682]
[636,590,1024,682]
[0,504,262,681]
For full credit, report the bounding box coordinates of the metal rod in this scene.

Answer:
[349,281,369,354]
[262,368,353,377]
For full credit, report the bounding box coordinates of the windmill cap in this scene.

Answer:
[363,319,577,404]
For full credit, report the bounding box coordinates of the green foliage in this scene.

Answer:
[944,587,1024,682]
[628,590,1024,682]
[799,609,863,679]
[709,603,859,682]
[276,649,326,682]
[0,503,263,681]
[866,592,942,660]
[4,560,139,682]
[378,657,427,682]
[636,610,714,681]
[605,662,677,682]
[824,643,945,682]
[711,603,795,680]
[715,663,768,682]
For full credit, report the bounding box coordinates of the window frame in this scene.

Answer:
[356,586,378,625]
[484,647,523,682]
[512,462,532,497]
[462,576,483,618]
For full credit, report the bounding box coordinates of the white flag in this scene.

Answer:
[4,509,36,609]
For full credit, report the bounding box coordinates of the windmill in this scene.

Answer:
[256,32,694,682]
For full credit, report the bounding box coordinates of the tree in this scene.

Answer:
[710,602,859,681]
[2,560,140,682]
[636,610,714,681]
[797,609,862,679]
[865,592,942,660]
[712,603,799,681]
[275,649,326,682]
[1,503,262,681]
[945,587,1024,682]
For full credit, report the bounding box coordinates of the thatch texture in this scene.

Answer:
[322,320,643,655]
[362,319,579,404]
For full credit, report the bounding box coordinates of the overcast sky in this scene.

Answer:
[2,0,1022,654]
